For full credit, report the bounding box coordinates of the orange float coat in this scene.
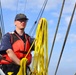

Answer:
[0,32,32,65]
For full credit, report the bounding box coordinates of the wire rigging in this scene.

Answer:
[29,0,48,36]
[54,3,76,75]
[24,0,27,13]
[16,0,27,14]
[0,0,5,37]
[48,0,65,67]
[15,0,19,14]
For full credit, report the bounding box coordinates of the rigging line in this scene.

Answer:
[32,0,47,36]
[31,0,48,36]
[24,0,27,13]
[54,3,76,75]
[0,0,4,29]
[0,0,1,21]
[29,0,47,36]
[16,0,27,14]
[15,0,19,14]
[0,0,5,35]
[29,0,48,36]
[32,0,48,36]
[48,0,65,67]
[36,0,48,21]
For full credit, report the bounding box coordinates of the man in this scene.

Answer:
[0,13,34,75]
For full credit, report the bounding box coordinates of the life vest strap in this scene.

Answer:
[19,51,27,54]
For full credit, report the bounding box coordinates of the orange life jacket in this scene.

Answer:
[0,32,32,65]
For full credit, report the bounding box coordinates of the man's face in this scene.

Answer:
[14,19,27,30]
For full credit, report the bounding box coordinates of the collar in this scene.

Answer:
[14,30,25,37]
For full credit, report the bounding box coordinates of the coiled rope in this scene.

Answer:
[17,58,27,75]
[31,18,48,75]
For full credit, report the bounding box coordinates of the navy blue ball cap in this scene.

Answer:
[15,13,28,21]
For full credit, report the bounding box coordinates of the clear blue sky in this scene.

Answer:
[0,0,76,75]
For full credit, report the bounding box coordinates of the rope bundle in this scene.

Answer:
[17,58,27,75]
[31,18,48,75]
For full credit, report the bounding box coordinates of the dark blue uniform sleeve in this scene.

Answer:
[0,33,12,52]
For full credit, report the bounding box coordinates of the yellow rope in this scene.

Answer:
[31,18,48,75]
[7,58,27,75]
[17,58,27,75]
[17,34,36,75]
[16,38,35,75]
[7,72,13,75]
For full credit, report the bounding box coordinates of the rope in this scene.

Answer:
[24,0,27,13]
[16,35,36,75]
[16,38,36,75]
[7,72,13,75]
[17,58,28,75]
[48,0,65,67]
[15,0,19,14]
[16,0,27,14]
[54,3,76,75]
[31,18,48,75]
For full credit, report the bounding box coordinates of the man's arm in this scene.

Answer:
[0,33,20,65]
[6,49,20,65]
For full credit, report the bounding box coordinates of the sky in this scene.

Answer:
[0,0,76,75]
